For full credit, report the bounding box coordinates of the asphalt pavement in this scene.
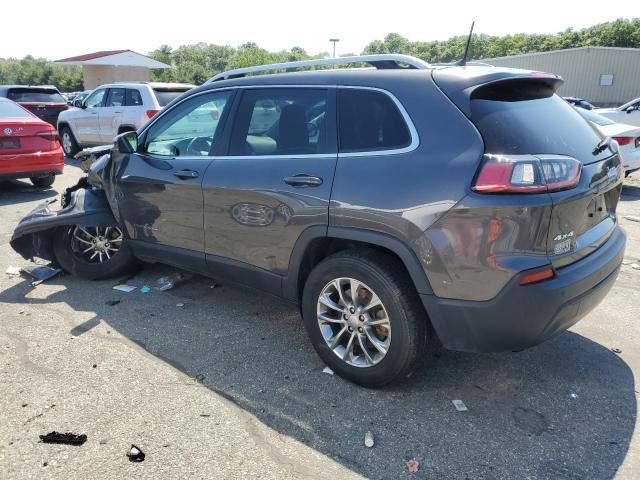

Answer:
[1,160,639,479]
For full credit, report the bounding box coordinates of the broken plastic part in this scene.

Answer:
[39,431,87,446]
[127,444,145,462]
[153,272,193,291]
[21,265,62,285]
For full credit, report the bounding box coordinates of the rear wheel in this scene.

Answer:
[302,250,427,387]
[53,225,137,280]
[60,126,79,157]
[30,174,55,188]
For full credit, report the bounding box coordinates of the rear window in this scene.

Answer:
[153,89,190,107]
[338,89,411,153]
[471,81,609,161]
[0,101,32,118]
[7,88,65,104]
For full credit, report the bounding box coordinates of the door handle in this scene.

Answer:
[283,175,323,187]
[174,169,199,179]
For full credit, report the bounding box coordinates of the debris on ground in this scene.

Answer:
[452,399,468,411]
[113,284,136,293]
[406,459,420,473]
[364,431,375,448]
[624,215,640,222]
[105,300,121,306]
[39,431,87,446]
[22,265,62,285]
[140,286,151,294]
[176,303,185,307]
[569,393,579,399]
[21,402,28,407]
[5,266,21,276]
[612,348,622,354]
[631,264,640,270]
[154,272,193,291]
[127,444,145,462]
[322,366,334,375]
[622,258,634,265]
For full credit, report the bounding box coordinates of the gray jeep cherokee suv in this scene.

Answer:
[11,55,626,387]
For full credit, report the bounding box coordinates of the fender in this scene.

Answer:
[10,187,119,262]
[283,225,434,303]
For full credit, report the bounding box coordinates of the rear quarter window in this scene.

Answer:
[338,89,412,153]
[7,88,65,104]
[153,89,191,107]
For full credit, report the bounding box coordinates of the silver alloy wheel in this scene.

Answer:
[317,277,391,368]
[71,226,123,263]
[62,132,72,154]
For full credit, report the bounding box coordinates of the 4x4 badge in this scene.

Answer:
[553,231,574,241]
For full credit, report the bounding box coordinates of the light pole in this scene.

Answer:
[329,38,340,58]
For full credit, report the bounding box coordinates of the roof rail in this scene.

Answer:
[208,54,431,82]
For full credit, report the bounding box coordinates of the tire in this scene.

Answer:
[53,225,137,280]
[30,174,55,188]
[302,249,427,387]
[59,126,80,157]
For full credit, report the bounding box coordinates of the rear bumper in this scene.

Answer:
[422,225,626,353]
[0,149,64,180]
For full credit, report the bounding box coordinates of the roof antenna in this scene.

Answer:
[456,21,475,66]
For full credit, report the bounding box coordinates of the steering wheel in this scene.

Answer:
[186,136,212,155]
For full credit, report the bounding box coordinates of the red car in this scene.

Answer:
[0,98,64,188]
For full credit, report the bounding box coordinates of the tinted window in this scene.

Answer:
[7,88,65,103]
[146,91,231,157]
[471,91,609,161]
[229,88,330,156]
[0,100,32,118]
[338,89,411,153]
[153,89,190,106]
[126,89,143,106]
[105,88,125,107]
[84,89,107,108]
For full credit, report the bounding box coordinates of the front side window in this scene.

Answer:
[106,88,125,107]
[228,88,331,156]
[84,89,106,109]
[338,89,411,153]
[145,90,232,157]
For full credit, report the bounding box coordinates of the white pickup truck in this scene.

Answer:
[57,82,194,156]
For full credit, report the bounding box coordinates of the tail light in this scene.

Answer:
[146,109,160,119]
[520,266,555,285]
[36,130,60,148]
[473,154,582,194]
[612,136,634,147]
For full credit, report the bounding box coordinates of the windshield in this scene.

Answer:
[8,88,65,103]
[618,97,640,110]
[575,107,616,126]
[0,100,32,118]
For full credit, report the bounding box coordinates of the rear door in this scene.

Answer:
[201,87,337,294]
[99,88,125,143]
[115,89,234,269]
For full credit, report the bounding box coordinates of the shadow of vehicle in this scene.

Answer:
[621,183,640,202]
[0,265,635,479]
[0,180,57,206]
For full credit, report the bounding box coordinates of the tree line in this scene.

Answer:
[1,18,638,92]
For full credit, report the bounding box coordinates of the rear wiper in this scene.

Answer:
[592,136,612,155]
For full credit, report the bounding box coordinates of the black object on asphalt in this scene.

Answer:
[39,431,87,446]
[127,444,145,462]
[105,300,121,306]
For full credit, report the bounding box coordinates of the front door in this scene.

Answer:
[115,89,234,268]
[202,87,337,293]
[99,87,125,143]
[75,87,107,145]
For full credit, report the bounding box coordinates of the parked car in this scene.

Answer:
[0,85,68,126]
[597,97,640,127]
[575,107,640,176]
[563,96,594,110]
[57,82,194,157]
[0,98,63,187]
[66,90,92,106]
[11,55,626,387]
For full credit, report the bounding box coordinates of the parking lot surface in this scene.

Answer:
[1,161,639,479]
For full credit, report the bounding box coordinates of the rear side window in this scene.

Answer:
[153,89,190,107]
[471,81,609,161]
[0,101,32,118]
[126,89,143,106]
[338,89,411,153]
[7,88,65,104]
[228,88,332,156]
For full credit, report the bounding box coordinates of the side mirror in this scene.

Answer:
[625,106,635,114]
[115,131,138,154]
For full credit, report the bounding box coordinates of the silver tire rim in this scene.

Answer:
[316,277,391,368]
[71,226,123,263]
[62,132,72,154]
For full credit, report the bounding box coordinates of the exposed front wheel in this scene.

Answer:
[53,225,137,280]
[302,250,427,387]
[30,174,55,188]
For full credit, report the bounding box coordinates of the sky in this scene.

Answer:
[0,0,637,60]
